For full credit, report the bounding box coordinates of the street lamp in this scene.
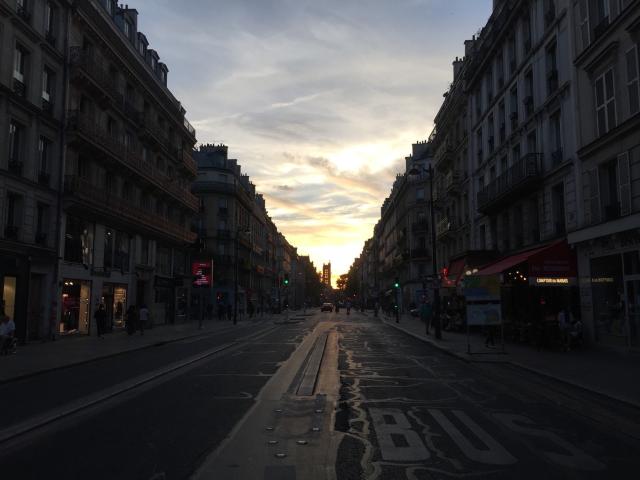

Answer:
[234,226,250,325]
[408,163,442,339]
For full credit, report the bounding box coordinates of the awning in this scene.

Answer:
[442,258,466,287]
[475,240,576,277]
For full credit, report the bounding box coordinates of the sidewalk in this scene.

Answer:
[379,312,640,409]
[0,314,280,384]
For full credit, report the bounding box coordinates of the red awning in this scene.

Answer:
[474,241,575,277]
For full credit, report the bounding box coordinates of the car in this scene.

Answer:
[321,302,333,312]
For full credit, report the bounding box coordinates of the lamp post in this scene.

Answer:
[408,163,441,339]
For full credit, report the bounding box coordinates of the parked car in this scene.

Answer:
[321,303,333,312]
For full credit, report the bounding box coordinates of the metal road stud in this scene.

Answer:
[274,453,287,458]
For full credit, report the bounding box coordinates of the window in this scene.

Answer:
[42,66,54,104]
[546,42,558,95]
[598,158,620,220]
[114,231,130,272]
[544,0,556,28]
[123,21,131,40]
[498,102,506,143]
[44,2,55,39]
[140,238,149,265]
[9,121,23,163]
[488,114,495,153]
[626,47,639,116]
[508,36,517,74]
[512,144,521,163]
[593,0,610,39]
[64,216,93,265]
[578,0,590,51]
[38,136,51,173]
[5,193,22,239]
[416,188,425,201]
[524,70,534,116]
[497,51,504,87]
[487,69,494,102]
[552,183,566,235]
[139,41,145,56]
[510,85,518,128]
[122,182,131,201]
[36,203,48,243]
[476,128,483,164]
[550,112,562,165]
[13,45,27,85]
[527,130,537,154]
[522,15,532,53]
[105,0,113,15]
[595,68,616,136]
[104,228,114,269]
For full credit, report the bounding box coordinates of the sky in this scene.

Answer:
[132,0,493,286]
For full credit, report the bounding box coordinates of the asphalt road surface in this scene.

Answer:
[1,311,639,480]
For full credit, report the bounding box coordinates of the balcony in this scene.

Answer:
[38,171,50,186]
[550,149,563,167]
[436,217,456,238]
[412,220,429,233]
[593,17,610,41]
[42,99,53,115]
[182,148,198,176]
[411,248,430,260]
[444,170,461,194]
[435,141,454,168]
[64,176,196,244]
[477,153,543,214]
[139,115,169,151]
[69,47,123,106]
[35,232,47,246]
[16,4,30,22]
[13,78,26,98]
[68,112,199,212]
[4,225,19,240]
[7,159,23,176]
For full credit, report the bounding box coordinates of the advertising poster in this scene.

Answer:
[466,303,502,326]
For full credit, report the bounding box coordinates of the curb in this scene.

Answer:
[380,315,640,411]
[0,319,274,386]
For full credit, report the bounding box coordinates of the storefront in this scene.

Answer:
[570,228,640,349]
[101,283,128,330]
[60,279,92,335]
[471,241,578,343]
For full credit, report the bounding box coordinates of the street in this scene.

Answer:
[1,311,639,479]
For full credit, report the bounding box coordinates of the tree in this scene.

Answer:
[336,273,348,291]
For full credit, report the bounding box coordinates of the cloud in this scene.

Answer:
[131,0,493,278]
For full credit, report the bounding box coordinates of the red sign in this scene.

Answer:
[192,261,212,287]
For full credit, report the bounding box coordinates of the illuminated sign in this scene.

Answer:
[192,261,212,287]
[534,277,570,285]
[591,277,615,284]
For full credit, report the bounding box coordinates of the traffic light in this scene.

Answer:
[394,277,400,289]
[284,273,289,286]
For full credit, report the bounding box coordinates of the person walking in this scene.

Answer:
[420,299,432,335]
[138,304,149,335]
[94,304,107,338]
[226,303,233,321]
[125,305,137,335]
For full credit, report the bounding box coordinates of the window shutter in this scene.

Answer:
[590,168,601,224]
[618,152,631,216]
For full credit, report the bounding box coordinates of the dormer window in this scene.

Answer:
[124,21,132,41]
[105,0,112,15]
[151,57,156,70]
[139,41,145,56]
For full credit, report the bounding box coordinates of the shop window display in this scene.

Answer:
[60,280,91,334]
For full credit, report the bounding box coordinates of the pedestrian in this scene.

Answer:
[138,304,149,335]
[248,301,254,318]
[94,303,107,338]
[420,299,432,334]
[0,311,16,354]
[125,305,137,335]
[227,303,233,321]
[557,308,569,351]
[217,303,225,322]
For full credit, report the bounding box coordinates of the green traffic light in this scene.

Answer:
[394,283,399,288]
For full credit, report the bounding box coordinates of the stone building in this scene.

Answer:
[567,0,640,348]
[1,0,69,341]
[60,0,198,335]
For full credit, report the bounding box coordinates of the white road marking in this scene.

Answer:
[370,408,431,462]
[493,413,605,471]
[428,409,516,465]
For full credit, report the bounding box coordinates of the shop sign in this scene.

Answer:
[466,303,502,326]
[530,277,574,286]
[191,261,212,287]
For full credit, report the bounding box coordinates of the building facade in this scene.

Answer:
[60,0,198,336]
[1,0,69,341]
[567,0,640,348]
